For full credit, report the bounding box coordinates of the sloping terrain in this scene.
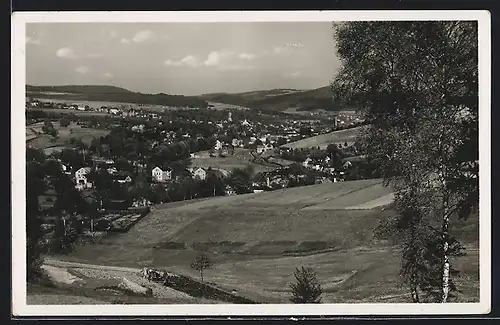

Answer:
[281,125,367,149]
[200,86,343,112]
[26,84,208,108]
[51,179,479,303]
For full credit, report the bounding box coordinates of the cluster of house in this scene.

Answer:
[252,170,335,191]
[73,158,134,191]
[151,166,225,183]
[301,156,352,179]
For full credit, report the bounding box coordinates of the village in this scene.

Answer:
[26,96,368,248]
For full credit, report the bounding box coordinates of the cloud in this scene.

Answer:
[132,30,154,43]
[203,50,256,71]
[86,53,103,59]
[238,53,256,60]
[75,66,90,74]
[164,50,257,71]
[103,72,114,78]
[273,46,288,55]
[120,38,131,44]
[26,37,41,45]
[164,55,201,68]
[56,47,78,59]
[287,71,301,78]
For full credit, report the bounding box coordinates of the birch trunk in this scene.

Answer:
[441,203,450,303]
[411,287,420,303]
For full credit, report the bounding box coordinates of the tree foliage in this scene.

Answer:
[289,266,323,303]
[26,160,45,282]
[190,252,213,283]
[332,21,478,303]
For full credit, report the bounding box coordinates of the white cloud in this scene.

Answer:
[75,66,90,74]
[263,45,298,56]
[238,53,256,60]
[56,47,78,59]
[26,37,41,45]
[103,72,114,78]
[132,30,154,43]
[86,53,103,59]
[203,50,256,70]
[120,38,131,44]
[164,55,201,68]
[273,46,288,55]
[164,50,257,71]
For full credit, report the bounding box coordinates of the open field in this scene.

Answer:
[208,101,251,111]
[46,179,479,303]
[281,125,367,150]
[28,107,112,116]
[26,121,110,150]
[191,148,276,174]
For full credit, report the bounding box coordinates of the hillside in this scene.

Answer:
[26,84,209,108]
[282,125,368,150]
[50,179,478,303]
[26,85,133,95]
[200,86,345,112]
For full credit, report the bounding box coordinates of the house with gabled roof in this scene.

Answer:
[74,167,93,190]
[152,166,172,182]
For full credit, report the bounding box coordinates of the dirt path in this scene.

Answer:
[43,258,142,273]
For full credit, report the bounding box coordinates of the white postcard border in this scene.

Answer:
[11,10,492,316]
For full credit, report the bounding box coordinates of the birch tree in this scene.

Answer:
[332,21,478,302]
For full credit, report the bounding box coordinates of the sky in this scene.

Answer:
[25,22,341,96]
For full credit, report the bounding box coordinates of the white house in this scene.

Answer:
[241,119,250,127]
[214,140,223,151]
[192,167,207,180]
[74,167,92,190]
[152,166,172,182]
[232,138,241,147]
[303,157,313,167]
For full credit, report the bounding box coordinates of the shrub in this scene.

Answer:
[289,266,323,303]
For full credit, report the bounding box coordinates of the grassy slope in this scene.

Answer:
[191,148,276,174]
[54,179,479,303]
[26,121,110,149]
[281,125,367,149]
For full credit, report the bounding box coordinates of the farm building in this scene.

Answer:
[74,167,93,191]
[190,167,207,180]
[151,166,172,182]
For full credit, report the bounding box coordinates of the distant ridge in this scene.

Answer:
[26,85,133,95]
[199,86,345,112]
[26,84,208,108]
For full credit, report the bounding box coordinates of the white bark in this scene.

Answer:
[441,206,450,303]
[411,285,420,303]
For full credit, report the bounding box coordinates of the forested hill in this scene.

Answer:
[26,85,133,95]
[26,85,209,108]
[200,86,346,112]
